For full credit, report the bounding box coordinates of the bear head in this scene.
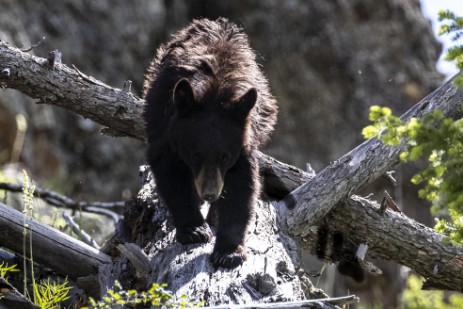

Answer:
[170,78,257,202]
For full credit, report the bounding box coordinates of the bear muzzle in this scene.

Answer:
[195,167,224,202]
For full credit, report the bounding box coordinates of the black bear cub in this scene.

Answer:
[143,18,278,269]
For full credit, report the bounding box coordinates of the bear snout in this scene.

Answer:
[195,167,224,202]
[202,193,218,203]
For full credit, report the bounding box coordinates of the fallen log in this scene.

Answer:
[0,41,311,198]
[292,195,463,292]
[0,202,111,280]
[277,74,463,235]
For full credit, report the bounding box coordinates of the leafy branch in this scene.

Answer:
[0,262,19,279]
[363,106,463,244]
[83,281,201,309]
[361,10,463,245]
[439,10,463,85]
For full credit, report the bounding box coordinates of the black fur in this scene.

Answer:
[316,225,365,282]
[143,18,277,269]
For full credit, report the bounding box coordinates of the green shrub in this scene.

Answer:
[363,107,463,245]
[401,275,463,309]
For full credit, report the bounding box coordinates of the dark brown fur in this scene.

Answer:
[143,18,277,269]
[143,18,277,146]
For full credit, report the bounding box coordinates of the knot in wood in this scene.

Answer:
[1,67,11,77]
[47,50,62,68]
[123,80,132,92]
[247,273,277,295]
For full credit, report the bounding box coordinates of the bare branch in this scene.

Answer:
[277,75,463,235]
[62,212,100,249]
[0,182,123,222]
[0,41,145,139]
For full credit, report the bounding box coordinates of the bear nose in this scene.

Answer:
[202,193,218,202]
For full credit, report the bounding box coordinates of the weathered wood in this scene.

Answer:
[0,202,111,280]
[292,196,463,292]
[277,74,463,236]
[258,152,315,199]
[203,295,359,309]
[344,197,463,292]
[0,277,38,309]
[103,168,327,306]
[0,41,145,140]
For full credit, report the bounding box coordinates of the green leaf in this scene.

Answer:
[363,102,463,245]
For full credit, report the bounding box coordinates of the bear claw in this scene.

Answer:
[210,246,247,269]
[176,223,212,245]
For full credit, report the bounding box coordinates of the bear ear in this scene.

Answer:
[173,79,196,116]
[236,87,257,118]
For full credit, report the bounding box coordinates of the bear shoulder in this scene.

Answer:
[143,18,278,147]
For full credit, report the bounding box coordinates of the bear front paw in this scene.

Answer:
[210,245,247,269]
[176,223,213,245]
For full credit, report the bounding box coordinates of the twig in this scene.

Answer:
[84,207,121,223]
[123,80,132,92]
[0,182,124,222]
[384,171,397,186]
[379,190,401,214]
[62,212,100,249]
[203,295,359,308]
[20,36,46,52]
[71,64,102,85]
[47,49,62,68]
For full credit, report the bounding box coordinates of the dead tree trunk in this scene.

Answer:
[103,167,325,305]
[1,40,463,306]
[277,77,463,232]
[0,202,111,280]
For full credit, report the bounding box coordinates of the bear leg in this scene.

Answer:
[210,152,257,269]
[151,152,212,244]
[176,223,212,244]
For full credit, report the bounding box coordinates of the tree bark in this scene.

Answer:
[0,202,111,280]
[294,196,463,292]
[0,42,145,140]
[104,167,326,305]
[1,40,463,297]
[276,77,463,235]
